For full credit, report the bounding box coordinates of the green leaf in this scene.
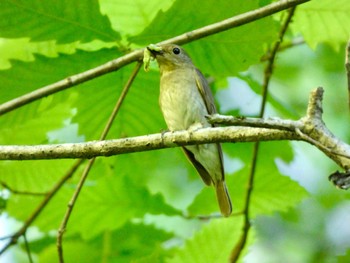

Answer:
[338,249,350,263]
[0,160,74,194]
[292,0,350,50]
[39,240,101,263]
[250,168,308,217]
[241,74,301,119]
[0,48,126,146]
[189,142,307,216]
[6,160,179,239]
[0,0,120,43]
[0,48,122,105]
[130,0,278,76]
[72,68,165,140]
[67,160,180,239]
[1,1,346,260]
[36,223,172,263]
[166,217,244,263]
[100,0,175,38]
[0,99,72,145]
[5,178,73,231]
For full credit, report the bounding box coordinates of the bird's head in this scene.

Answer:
[147,44,193,72]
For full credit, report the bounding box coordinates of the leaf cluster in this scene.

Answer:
[0,0,350,262]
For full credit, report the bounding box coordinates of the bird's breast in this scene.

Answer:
[159,69,209,131]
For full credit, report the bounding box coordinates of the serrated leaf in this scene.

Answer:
[292,0,350,50]
[0,99,72,145]
[73,68,165,140]
[0,48,122,104]
[100,0,174,38]
[0,160,74,194]
[0,48,125,146]
[250,167,308,217]
[6,160,179,239]
[130,0,278,76]
[36,223,172,263]
[39,241,100,263]
[189,142,307,216]
[104,223,171,262]
[166,217,244,263]
[66,161,179,239]
[0,0,120,43]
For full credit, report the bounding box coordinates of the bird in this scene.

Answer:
[147,43,232,216]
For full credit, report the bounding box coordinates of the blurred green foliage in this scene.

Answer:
[0,0,350,262]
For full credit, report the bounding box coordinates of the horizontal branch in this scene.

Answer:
[1,88,350,173]
[0,0,310,116]
[0,127,297,160]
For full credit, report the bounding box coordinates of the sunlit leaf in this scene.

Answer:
[131,0,278,76]
[166,217,244,263]
[292,0,350,50]
[0,0,120,43]
[100,0,175,38]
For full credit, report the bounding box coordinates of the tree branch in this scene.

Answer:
[0,126,297,159]
[0,0,310,116]
[1,88,350,170]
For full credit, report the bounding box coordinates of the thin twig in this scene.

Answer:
[0,159,84,255]
[0,0,310,116]
[207,114,304,130]
[23,233,34,263]
[57,158,96,263]
[0,181,47,196]
[229,7,296,262]
[260,37,305,62]
[57,62,142,263]
[296,128,350,159]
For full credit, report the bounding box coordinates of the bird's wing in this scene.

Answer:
[182,147,212,186]
[194,68,217,115]
[194,68,225,178]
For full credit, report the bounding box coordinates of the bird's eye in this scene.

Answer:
[172,47,180,55]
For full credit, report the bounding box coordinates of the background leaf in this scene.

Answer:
[100,0,175,38]
[166,217,244,263]
[292,0,350,50]
[1,0,349,262]
[0,0,120,43]
[130,0,278,76]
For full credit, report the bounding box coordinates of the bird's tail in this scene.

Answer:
[215,181,232,217]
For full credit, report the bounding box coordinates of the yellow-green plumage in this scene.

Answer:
[148,44,232,217]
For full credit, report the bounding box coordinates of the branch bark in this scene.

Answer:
[0,126,297,159]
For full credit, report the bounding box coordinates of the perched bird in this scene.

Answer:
[147,44,232,216]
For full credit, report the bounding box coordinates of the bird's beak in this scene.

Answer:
[147,44,163,57]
